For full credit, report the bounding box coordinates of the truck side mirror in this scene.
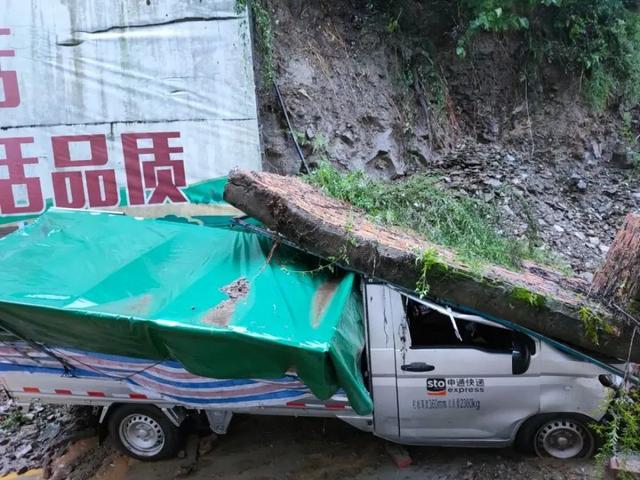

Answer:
[512,335,531,375]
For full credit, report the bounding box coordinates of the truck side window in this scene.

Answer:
[404,298,513,354]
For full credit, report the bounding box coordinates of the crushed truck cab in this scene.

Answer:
[363,283,612,453]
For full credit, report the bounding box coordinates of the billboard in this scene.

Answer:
[0,0,261,233]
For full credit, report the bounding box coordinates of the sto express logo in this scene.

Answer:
[426,377,486,396]
[426,378,447,396]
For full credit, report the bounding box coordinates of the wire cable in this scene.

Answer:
[274,81,309,174]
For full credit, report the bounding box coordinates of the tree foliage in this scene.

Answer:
[367,0,640,109]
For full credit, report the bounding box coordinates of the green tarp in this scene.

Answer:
[0,210,373,415]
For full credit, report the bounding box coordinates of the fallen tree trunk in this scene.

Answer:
[224,169,639,361]
[593,213,640,312]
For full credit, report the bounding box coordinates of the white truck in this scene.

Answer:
[0,282,619,461]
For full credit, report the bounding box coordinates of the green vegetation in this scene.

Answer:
[307,163,552,270]
[0,410,23,429]
[456,0,536,55]
[511,286,545,308]
[594,389,640,480]
[368,0,640,110]
[621,110,635,144]
[467,1,640,110]
[416,248,448,297]
[579,305,614,345]
[398,53,450,145]
[236,0,275,88]
[621,110,640,168]
[294,130,330,157]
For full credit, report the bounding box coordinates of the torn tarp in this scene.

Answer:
[0,209,373,415]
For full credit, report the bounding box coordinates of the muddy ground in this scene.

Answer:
[1,412,602,480]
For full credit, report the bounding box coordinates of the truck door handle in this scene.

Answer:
[401,362,435,372]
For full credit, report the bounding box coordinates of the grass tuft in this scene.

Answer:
[306,163,556,271]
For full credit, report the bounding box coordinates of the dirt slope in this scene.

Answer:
[257,0,640,276]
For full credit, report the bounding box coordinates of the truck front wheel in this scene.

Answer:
[108,404,184,461]
[516,414,596,459]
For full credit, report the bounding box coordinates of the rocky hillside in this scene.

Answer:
[254,0,640,276]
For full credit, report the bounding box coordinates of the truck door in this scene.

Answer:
[391,291,541,444]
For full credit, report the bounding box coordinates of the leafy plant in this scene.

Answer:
[369,0,640,109]
[294,130,330,158]
[594,389,640,480]
[579,305,614,345]
[292,128,304,145]
[416,248,447,297]
[456,0,540,57]
[456,0,640,109]
[311,133,329,155]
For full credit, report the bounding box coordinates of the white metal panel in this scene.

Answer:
[0,0,261,223]
[367,284,401,440]
[3,0,256,126]
[0,371,167,407]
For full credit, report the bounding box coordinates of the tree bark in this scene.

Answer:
[224,169,639,361]
[593,213,640,312]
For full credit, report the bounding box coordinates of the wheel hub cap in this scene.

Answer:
[119,414,165,457]
[535,420,586,459]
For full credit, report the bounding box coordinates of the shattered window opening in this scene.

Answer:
[404,298,514,354]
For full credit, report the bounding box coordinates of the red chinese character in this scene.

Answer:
[51,134,119,208]
[122,132,187,206]
[0,137,44,215]
[0,28,20,108]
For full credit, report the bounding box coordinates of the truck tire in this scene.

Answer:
[515,413,596,459]
[108,404,184,461]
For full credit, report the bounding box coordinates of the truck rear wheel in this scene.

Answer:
[108,404,183,461]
